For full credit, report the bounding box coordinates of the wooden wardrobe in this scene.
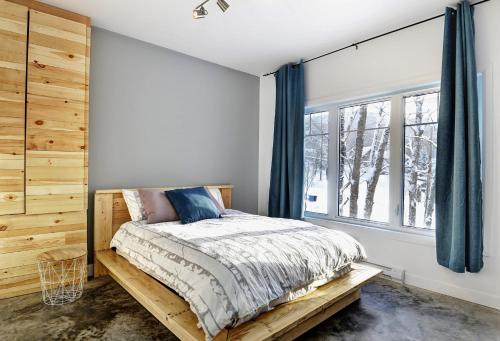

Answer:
[0,0,90,298]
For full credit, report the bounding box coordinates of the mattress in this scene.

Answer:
[110,212,366,340]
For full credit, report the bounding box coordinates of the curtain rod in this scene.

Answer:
[262,0,492,77]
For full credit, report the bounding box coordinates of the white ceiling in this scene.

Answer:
[42,0,457,76]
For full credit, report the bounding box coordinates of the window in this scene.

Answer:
[304,111,328,214]
[338,100,391,222]
[304,86,441,233]
[403,92,439,229]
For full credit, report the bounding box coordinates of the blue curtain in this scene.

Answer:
[436,1,483,273]
[268,63,305,219]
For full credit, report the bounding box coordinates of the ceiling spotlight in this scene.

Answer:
[217,0,229,12]
[193,0,209,19]
[193,0,231,19]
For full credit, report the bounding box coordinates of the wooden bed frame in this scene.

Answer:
[93,185,381,341]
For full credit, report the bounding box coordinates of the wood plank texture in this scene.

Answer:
[96,185,233,208]
[37,245,85,262]
[25,9,87,215]
[96,250,380,341]
[0,210,86,298]
[0,0,26,215]
[83,26,89,211]
[0,1,90,298]
[94,193,112,253]
[0,271,40,298]
[6,0,90,25]
[273,290,360,341]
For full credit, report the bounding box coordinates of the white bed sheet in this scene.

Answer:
[111,213,365,340]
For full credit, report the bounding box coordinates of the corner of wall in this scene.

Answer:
[258,76,276,215]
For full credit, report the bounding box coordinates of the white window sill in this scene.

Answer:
[305,216,492,259]
[304,215,436,248]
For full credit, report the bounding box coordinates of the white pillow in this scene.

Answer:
[207,188,225,210]
[122,189,146,221]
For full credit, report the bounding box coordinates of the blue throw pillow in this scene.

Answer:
[165,187,221,224]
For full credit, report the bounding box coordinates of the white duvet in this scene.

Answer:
[111,213,366,340]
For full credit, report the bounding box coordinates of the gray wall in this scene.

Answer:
[88,28,259,261]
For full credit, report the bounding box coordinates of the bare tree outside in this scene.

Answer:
[406,97,425,226]
[364,127,390,219]
[349,105,367,217]
[423,129,436,227]
[403,92,439,229]
[304,112,328,214]
[339,101,391,222]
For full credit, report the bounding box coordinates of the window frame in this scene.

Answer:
[304,85,440,237]
[401,89,440,230]
[303,111,329,214]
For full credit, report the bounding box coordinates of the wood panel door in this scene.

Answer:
[0,0,27,215]
[25,10,87,214]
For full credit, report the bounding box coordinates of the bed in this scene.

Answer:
[93,185,381,341]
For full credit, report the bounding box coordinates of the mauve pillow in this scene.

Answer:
[138,188,179,224]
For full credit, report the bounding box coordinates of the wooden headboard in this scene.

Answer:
[93,185,232,276]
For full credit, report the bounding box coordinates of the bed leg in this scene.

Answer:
[93,258,109,277]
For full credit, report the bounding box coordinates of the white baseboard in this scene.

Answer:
[362,261,499,310]
[404,272,500,310]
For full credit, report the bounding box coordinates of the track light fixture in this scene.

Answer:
[193,0,230,19]
[217,0,229,12]
[193,0,209,19]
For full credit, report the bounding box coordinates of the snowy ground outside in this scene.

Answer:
[339,175,390,223]
[305,180,328,214]
[305,176,435,230]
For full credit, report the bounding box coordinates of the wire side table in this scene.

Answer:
[37,248,87,305]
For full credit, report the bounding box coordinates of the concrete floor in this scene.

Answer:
[1,276,499,341]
